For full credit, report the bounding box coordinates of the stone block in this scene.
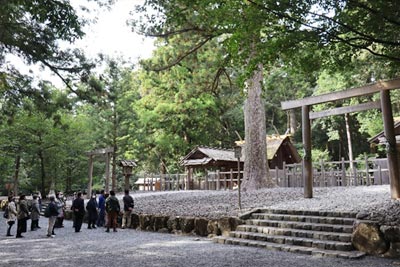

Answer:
[218,217,242,237]
[352,221,389,255]
[153,215,169,231]
[139,214,152,231]
[380,225,400,242]
[167,216,180,232]
[180,217,195,234]
[194,217,209,236]
[207,220,221,236]
[130,213,140,229]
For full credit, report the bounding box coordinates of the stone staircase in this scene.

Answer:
[213,209,366,259]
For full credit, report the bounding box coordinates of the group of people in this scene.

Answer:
[5,191,66,238]
[62,189,134,234]
[4,189,136,238]
[5,193,43,238]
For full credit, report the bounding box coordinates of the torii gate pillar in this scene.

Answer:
[381,90,400,199]
[302,105,313,198]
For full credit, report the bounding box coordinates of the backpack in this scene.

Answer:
[106,197,119,213]
[44,205,51,218]
[3,206,9,219]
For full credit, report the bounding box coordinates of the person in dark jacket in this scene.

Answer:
[71,192,85,232]
[86,194,98,229]
[16,194,30,238]
[105,190,120,233]
[122,189,134,229]
[30,194,41,231]
[47,196,59,237]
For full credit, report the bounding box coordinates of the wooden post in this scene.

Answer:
[87,155,94,198]
[341,157,346,186]
[223,172,227,190]
[216,170,220,190]
[302,105,313,198]
[230,169,234,190]
[381,90,400,199]
[283,161,287,187]
[320,159,325,187]
[124,174,130,191]
[105,152,110,193]
[237,153,242,210]
[365,155,370,186]
[205,173,209,190]
[378,165,382,185]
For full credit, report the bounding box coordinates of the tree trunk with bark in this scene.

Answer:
[12,155,21,196]
[241,63,272,191]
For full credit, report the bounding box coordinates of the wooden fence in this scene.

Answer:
[134,157,390,191]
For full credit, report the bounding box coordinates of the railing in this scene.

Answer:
[134,157,389,191]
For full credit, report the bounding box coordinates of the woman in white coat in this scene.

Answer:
[6,196,18,236]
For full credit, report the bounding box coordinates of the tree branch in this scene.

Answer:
[149,36,214,72]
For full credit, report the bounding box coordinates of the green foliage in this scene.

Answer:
[128,37,244,172]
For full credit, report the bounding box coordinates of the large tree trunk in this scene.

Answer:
[111,106,118,191]
[38,150,47,197]
[241,63,271,191]
[12,155,21,196]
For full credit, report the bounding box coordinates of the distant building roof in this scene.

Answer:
[180,146,241,168]
[368,120,400,144]
[118,160,137,167]
[181,135,300,169]
[236,134,301,161]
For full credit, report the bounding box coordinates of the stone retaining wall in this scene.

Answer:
[64,210,242,237]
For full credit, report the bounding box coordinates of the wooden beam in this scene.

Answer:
[86,147,114,156]
[281,78,400,110]
[309,101,381,120]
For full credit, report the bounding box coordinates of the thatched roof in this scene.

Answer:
[236,134,300,161]
[180,146,242,167]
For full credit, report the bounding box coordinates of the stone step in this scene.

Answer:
[230,231,354,251]
[252,213,355,226]
[237,225,352,242]
[213,236,365,259]
[260,209,358,218]
[247,219,353,233]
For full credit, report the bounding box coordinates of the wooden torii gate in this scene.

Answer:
[86,147,114,198]
[281,78,400,199]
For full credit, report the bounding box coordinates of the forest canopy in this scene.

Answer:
[1,0,400,195]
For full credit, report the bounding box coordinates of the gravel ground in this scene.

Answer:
[130,185,398,223]
[1,185,399,267]
[0,217,397,267]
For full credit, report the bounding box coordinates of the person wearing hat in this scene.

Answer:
[30,194,41,231]
[16,194,30,238]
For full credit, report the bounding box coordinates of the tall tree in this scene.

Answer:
[132,0,318,190]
